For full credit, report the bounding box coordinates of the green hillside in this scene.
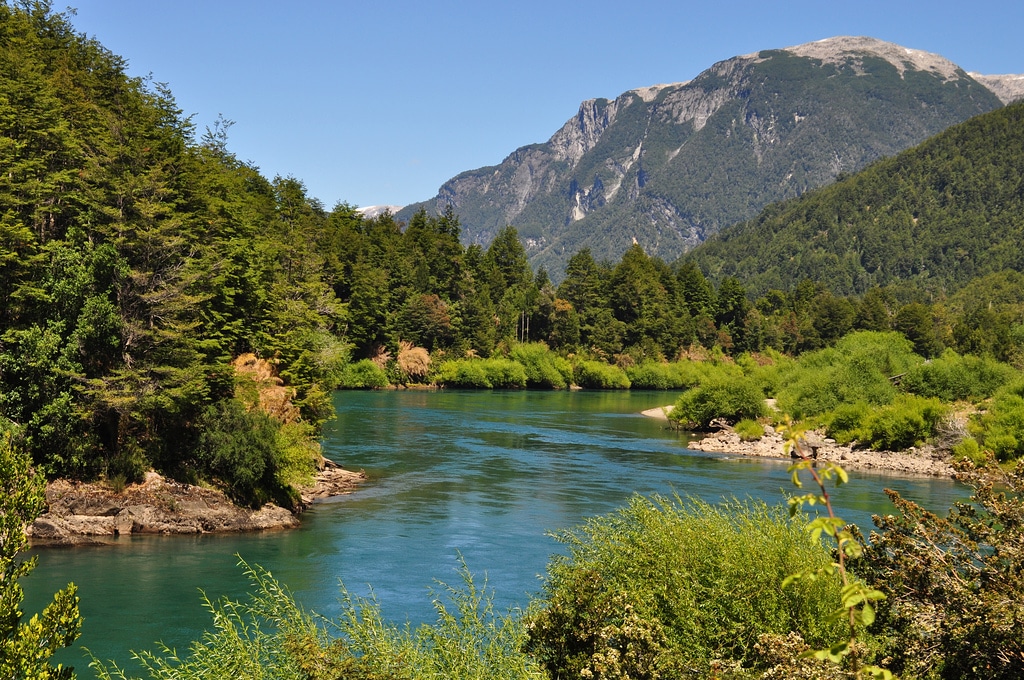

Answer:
[687,100,1024,297]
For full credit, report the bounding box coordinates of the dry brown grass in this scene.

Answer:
[369,344,391,370]
[231,353,300,423]
[397,340,430,380]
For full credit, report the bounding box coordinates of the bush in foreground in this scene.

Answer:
[1,435,82,679]
[92,559,539,680]
[524,496,845,678]
[853,461,1024,679]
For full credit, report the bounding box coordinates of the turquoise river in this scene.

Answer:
[25,390,968,676]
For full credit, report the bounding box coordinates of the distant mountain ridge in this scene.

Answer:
[397,37,1017,279]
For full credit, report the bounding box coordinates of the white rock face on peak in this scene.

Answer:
[969,73,1024,104]
[357,205,404,219]
[782,36,965,80]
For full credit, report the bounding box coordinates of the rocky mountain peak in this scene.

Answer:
[782,36,964,80]
[398,36,1012,280]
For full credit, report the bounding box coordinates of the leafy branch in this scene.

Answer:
[779,419,892,679]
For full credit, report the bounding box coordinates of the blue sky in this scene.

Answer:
[67,0,1023,211]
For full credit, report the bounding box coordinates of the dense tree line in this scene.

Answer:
[4,1,1024,507]
[0,2,348,504]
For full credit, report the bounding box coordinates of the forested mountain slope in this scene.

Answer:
[686,99,1024,297]
[400,36,1008,280]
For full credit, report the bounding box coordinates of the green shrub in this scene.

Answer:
[626,361,706,390]
[508,342,571,388]
[436,358,490,388]
[858,394,948,451]
[901,349,1015,402]
[339,359,389,389]
[274,421,321,491]
[573,360,631,389]
[823,401,871,445]
[775,331,921,419]
[976,391,1024,461]
[952,436,987,466]
[196,399,289,508]
[483,358,528,389]
[740,352,790,400]
[734,418,765,441]
[435,358,527,389]
[670,377,766,430]
[524,496,845,678]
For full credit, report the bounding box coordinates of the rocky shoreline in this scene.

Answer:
[28,458,367,547]
[641,405,954,477]
[688,426,954,477]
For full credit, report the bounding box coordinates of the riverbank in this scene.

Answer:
[27,459,367,546]
[642,406,954,477]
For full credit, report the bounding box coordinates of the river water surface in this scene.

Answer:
[26,390,968,676]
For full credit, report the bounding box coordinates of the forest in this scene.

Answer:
[2,2,1024,678]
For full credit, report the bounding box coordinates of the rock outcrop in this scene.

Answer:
[28,463,367,546]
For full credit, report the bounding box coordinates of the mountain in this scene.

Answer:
[356,204,404,219]
[685,99,1024,297]
[398,37,1013,279]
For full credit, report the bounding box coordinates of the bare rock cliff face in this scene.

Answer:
[969,73,1024,104]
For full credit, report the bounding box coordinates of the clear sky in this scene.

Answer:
[66,0,1023,211]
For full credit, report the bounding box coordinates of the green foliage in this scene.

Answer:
[852,462,1024,679]
[0,434,81,679]
[734,418,765,441]
[782,423,891,679]
[670,376,766,429]
[507,343,572,389]
[775,332,920,419]
[572,360,631,389]
[624,361,703,390]
[974,389,1024,461]
[435,359,528,389]
[951,437,986,466]
[524,496,845,678]
[92,558,541,680]
[480,359,529,389]
[857,395,948,450]
[196,400,292,508]
[274,422,321,491]
[823,402,871,445]
[900,350,1015,402]
[340,360,389,389]
[689,100,1024,298]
